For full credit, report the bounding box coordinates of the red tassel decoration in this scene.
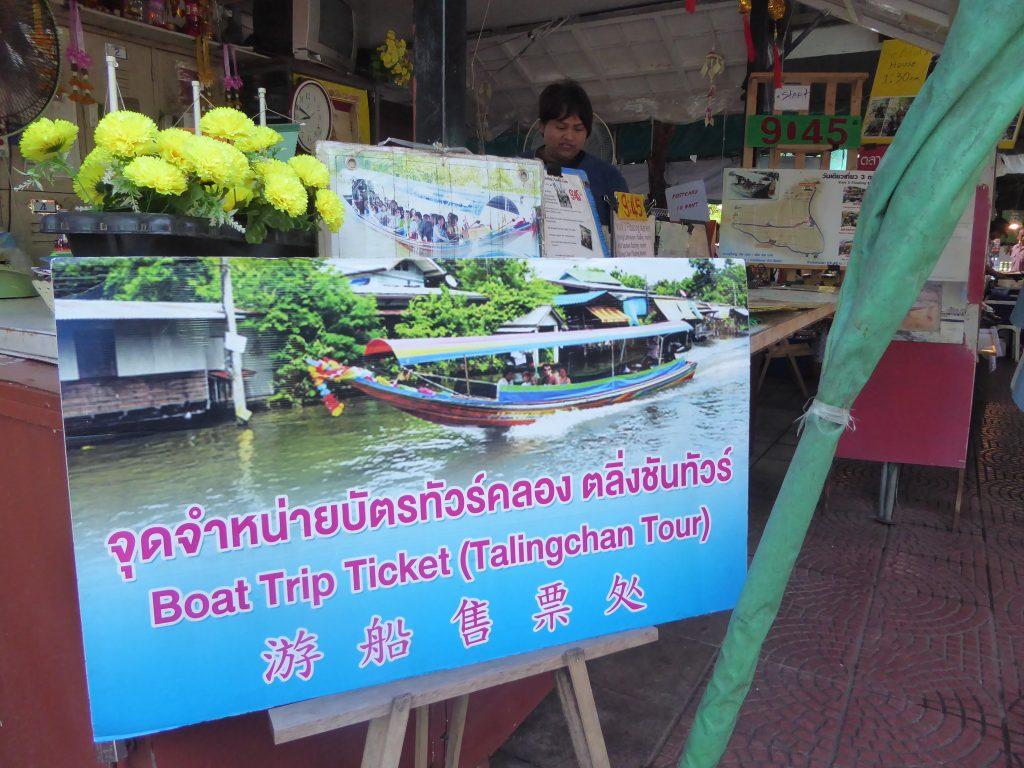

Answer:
[686,0,696,12]
[742,13,755,63]
[772,42,783,88]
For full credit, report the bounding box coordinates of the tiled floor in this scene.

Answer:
[493,361,1024,768]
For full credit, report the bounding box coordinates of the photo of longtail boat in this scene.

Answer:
[310,322,698,428]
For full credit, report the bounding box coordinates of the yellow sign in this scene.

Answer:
[614,191,648,221]
[862,40,933,144]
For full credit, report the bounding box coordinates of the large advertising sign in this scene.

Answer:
[54,256,748,740]
[318,142,543,260]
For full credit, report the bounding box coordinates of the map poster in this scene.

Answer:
[718,168,872,266]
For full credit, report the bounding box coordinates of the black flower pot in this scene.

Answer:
[40,211,316,258]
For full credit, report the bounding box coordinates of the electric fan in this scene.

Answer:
[522,113,617,165]
[0,0,61,139]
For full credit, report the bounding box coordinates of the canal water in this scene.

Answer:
[66,336,749,576]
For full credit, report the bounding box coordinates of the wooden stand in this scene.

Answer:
[269,627,658,768]
[743,71,868,171]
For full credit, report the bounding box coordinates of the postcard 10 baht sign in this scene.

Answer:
[54,255,748,740]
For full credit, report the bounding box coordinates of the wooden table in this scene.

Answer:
[749,303,836,356]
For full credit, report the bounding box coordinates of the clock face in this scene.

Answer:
[292,81,334,153]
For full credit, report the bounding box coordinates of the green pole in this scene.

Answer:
[680,4,1024,765]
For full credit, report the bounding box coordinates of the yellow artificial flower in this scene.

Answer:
[263,172,308,218]
[221,183,255,212]
[73,147,112,206]
[315,188,344,232]
[287,155,330,189]
[235,125,282,153]
[190,135,250,188]
[94,111,159,157]
[254,157,298,181]
[123,156,188,196]
[156,128,197,172]
[199,107,257,144]
[19,117,78,162]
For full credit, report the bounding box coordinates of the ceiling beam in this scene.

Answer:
[471,0,734,42]
[797,0,945,52]
[566,27,614,92]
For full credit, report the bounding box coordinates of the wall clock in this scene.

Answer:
[291,79,333,153]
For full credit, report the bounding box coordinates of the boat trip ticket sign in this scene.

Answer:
[718,168,871,265]
[318,141,543,260]
[53,255,748,740]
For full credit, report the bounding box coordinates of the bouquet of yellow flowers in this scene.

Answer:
[374,31,413,87]
[19,107,344,245]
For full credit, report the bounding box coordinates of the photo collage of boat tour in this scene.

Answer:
[48,142,751,740]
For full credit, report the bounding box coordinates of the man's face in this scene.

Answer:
[541,113,588,164]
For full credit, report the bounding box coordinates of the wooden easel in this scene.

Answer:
[269,627,658,768]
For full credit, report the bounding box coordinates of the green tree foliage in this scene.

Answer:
[612,261,748,305]
[611,270,646,290]
[199,259,382,403]
[394,259,561,375]
[53,257,216,300]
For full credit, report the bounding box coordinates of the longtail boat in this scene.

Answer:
[310,322,696,428]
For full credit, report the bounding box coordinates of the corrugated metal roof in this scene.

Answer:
[652,297,703,321]
[496,305,564,333]
[55,300,227,321]
[588,306,630,324]
[329,256,444,278]
[552,290,607,307]
[349,286,485,299]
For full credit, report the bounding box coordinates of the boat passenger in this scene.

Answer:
[540,364,558,385]
[432,214,449,243]
[521,371,535,386]
[410,211,421,240]
[419,213,434,242]
[496,370,516,390]
[557,367,572,385]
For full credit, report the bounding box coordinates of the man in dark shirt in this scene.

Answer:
[534,81,629,227]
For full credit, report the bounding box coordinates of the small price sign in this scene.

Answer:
[745,114,862,149]
[615,191,648,221]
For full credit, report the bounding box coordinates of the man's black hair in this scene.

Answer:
[539,81,594,136]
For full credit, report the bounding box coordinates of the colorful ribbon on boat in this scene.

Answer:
[307,359,345,417]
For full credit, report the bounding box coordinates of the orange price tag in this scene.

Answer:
[615,192,647,221]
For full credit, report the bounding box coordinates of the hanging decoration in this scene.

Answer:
[686,0,697,12]
[738,0,755,63]
[768,0,786,89]
[195,34,215,94]
[700,50,725,127]
[223,45,243,109]
[65,0,96,105]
